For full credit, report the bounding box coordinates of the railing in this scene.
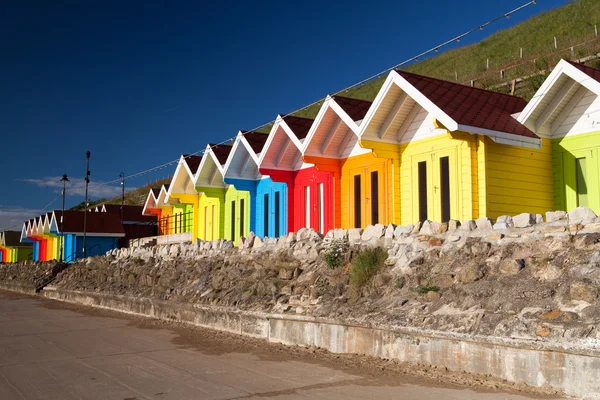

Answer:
[157,211,193,236]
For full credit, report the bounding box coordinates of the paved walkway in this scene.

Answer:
[0,291,551,399]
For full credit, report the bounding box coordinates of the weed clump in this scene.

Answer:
[321,239,349,269]
[349,247,388,291]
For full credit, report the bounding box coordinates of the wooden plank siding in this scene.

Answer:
[359,141,400,226]
[552,130,600,214]
[197,187,227,240]
[484,137,554,219]
[302,156,342,229]
[396,132,476,225]
[339,149,397,229]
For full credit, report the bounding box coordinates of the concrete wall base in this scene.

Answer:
[2,285,599,398]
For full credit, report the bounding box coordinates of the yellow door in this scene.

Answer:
[199,197,219,241]
[350,163,387,228]
[412,149,458,223]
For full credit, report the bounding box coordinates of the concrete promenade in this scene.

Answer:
[0,291,551,399]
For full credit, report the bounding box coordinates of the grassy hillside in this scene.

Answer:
[291,0,600,120]
[70,178,171,211]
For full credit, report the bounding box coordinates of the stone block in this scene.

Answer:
[361,224,385,241]
[448,220,461,231]
[494,215,514,229]
[546,211,567,223]
[460,220,477,231]
[253,236,264,248]
[332,228,348,240]
[536,325,551,337]
[384,224,396,240]
[348,228,363,244]
[428,237,443,247]
[447,234,461,242]
[244,232,256,249]
[499,259,525,275]
[570,282,598,303]
[411,222,421,234]
[512,213,535,228]
[488,233,504,240]
[475,217,493,230]
[568,207,597,223]
[535,214,544,224]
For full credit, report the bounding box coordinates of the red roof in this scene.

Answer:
[3,231,31,247]
[241,131,269,154]
[395,70,538,139]
[55,211,125,235]
[282,115,314,140]
[209,143,233,165]
[332,95,372,122]
[182,155,203,175]
[101,204,157,223]
[566,60,600,83]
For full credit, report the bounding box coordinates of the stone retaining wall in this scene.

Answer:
[34,286,600,399]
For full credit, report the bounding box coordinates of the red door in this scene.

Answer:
[294,167,333,234]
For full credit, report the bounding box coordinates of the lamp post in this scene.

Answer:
[120,172,125,225]
[59,174,69,262]
[83,151,91,258]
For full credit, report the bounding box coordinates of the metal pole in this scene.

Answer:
[60,174,69,262]
[120,172,125,225]
[83,151,91,258]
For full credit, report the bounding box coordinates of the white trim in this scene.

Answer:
[301,95,361,157]
[142,189,159,216]
[194,144,226,188]
[519,60,600,132]
[223,131,262,180]
[380,92,408,139]
[397,101,421,142]
[550,85,588,136]
[258,114,315,171]
[457,124,542,149]
[535,79,577,131]
[166,155,198,203]
[359,70,539,148]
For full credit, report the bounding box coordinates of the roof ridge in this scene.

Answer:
[395,69,526,102]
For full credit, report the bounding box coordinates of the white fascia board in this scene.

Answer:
[280,120,305,150]
[329,99,361,134]
[142,189,157,216]
[457,124,542,150]
[301,95,334,154]
[165,156,187,203]
[240,136,261,166]
[391,72,459,131]
[193,145,214,185]
[519,60,600,127]
[518,63,568,126]
[222,132,244,178]
[49,213,59,233]
[257,115,285,168]
[208,146,227,176]
[158,185,171,206]
[357,72,397,139]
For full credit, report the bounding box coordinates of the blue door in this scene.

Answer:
[256,178,287,238]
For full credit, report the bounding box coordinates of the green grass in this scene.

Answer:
[349,247,388,291]
[286,0,600,121]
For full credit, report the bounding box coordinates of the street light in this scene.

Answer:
[83,151,91,258]
[59,174,69,262]
[120,172,125,225]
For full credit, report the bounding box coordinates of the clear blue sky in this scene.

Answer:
[0,0,571,229]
